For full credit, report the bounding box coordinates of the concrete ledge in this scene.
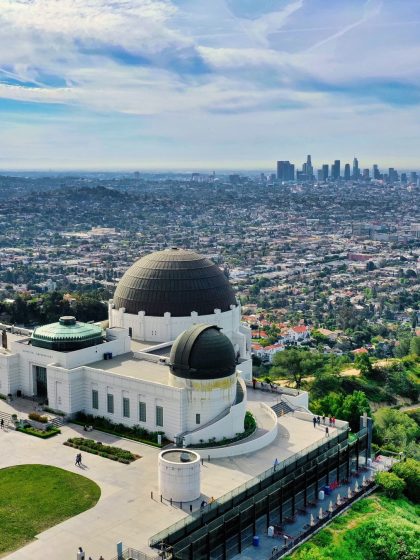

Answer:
[190,402,278,459]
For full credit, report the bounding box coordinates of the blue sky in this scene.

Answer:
[0,0,419,170]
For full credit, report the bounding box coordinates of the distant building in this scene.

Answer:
[332,160,341,180]
[322,164,329,181]
[344,163,351,181]
[373,164,381,180]
[362,168,370,180]
[352,157,360,179]
[276,161,295,181]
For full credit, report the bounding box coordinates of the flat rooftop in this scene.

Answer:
[88,352,171,385]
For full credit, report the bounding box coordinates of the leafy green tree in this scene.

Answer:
[409,336,420,356]
[355,353,373,377]
[395,338,412,358]
[341,391,371,431]
[270,349,323,389]
[376,471,405,498]
[374,408,419,453]
[393,459,420,503]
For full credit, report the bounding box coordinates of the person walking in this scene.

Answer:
[325,426,329,437]
[77,546,85,560]
[322,415,325,425]
[1,418,4,430]
[313,416,317,428]
[317,416,321,425]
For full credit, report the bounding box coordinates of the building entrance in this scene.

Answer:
[34,366,48,398]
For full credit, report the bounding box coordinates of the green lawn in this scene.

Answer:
[289,492,420,560]
[0,464,101,555]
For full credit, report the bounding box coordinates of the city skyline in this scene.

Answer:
[1,1,420,170]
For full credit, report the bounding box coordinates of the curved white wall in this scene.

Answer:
[158,450,201,502]
[190,403,278,459]
[183,380,247,445]
[171,372,237,432]
[109,303,250,361]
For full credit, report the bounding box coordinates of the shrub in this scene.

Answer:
[0,393,7,400]
[65,437,138,463]
[16,426,60,439]
[393,459,420,503]
[376,471,405,498]
[28,412,49,423]
[73,412,166,446]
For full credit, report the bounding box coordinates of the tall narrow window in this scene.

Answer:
[156,405,163,427]
[123,397,130,418]
[196,413,201,425]
[107,394,114,414]
[92,389,99,410]
[139,401,147,422]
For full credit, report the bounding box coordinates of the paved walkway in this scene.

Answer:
[0,397,337,560]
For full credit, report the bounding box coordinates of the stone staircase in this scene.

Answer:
[271,400,293,417]
[49,416,64,428]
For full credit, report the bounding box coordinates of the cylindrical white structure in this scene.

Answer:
[158,449,201,503]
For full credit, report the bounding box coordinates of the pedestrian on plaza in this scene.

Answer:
[329,417,332,425]
[1,418,4,429]
[317,416,321,425]
[313,416,317,428]
[99,556,105,560]
[333,417,336,426]
[322,415,325,425]
[75,454,79,466]
[325,427,329,437]
[77,546,85,560]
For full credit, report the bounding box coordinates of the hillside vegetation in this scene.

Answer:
[289,493,419,560]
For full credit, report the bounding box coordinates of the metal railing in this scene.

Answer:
[110,547,159,560]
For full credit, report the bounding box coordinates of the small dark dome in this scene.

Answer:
[113,248,237,317]
[170,324,236,380]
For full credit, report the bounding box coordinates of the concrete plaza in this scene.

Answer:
[0,397,335,560]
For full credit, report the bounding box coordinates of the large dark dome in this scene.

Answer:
[113,248,237,317]
[170,324,236,380]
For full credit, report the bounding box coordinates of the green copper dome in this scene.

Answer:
[170,324,236,380]
[31,316,104,352]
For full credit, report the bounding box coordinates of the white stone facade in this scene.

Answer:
[0,327,247,444]
[109,302,253,381]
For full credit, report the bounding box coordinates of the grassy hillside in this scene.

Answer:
[289,493,419,560]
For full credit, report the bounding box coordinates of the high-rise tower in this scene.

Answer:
[352,157,360,179]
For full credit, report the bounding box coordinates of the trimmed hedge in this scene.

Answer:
[72,412,167,447]
[64,437,139,464]
[16,426,61,439]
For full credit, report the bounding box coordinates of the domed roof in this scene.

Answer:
[113,248,237,317]
[31,316,103,352]
[169,324,236,380]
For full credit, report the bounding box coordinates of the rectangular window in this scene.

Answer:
[156,405,163,427]
[123,397,130,418]
[139,401,147,422]
[196,413,201,425]
[92,389,99,410]
[107,394,114,414]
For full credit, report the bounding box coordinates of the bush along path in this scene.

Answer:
[64,437,140,464]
